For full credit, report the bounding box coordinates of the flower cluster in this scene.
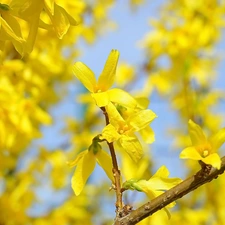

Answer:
[71,49,158,195]
[180,120,225,170]
[0,0,78,56]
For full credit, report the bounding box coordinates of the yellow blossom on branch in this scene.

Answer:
[0,2,25,56]
[123,165,182,218]
[69,139,114,196]
[100,102,157,162]
[180,120,225,169]
[9,0,78,53]
[72,49,138,108]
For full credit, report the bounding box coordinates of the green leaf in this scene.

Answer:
[88,141,102,155]
[122,179,142,191]
[0,3,10,11]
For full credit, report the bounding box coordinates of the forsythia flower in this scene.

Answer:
[0,2,25,55]
[100,102,156,162]
[69,141,114,196]
[10,0,78,52]
[180,120,225,169]
[72,49,138,108]
[123,166,182,218]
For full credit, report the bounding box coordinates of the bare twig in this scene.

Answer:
[100,107,123,214]
[114,156,225,225]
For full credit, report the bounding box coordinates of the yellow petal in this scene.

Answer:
[25,16,39,53]
[67,150,88,168]
[0,40,5,52]
[202,153,221,170]
[134,180,150,193]
[101,124,121,143]
[35,106,52,125]
[47,3,70,38]
[188,120,207,145]
[180,146,202,160]
[106,102,124,127]
[119,135,143,162]
[96,150,114,182]
[10,0,42,19]
[98,49,119,91]
[108,88,138,108]
[135,182,162,200]
[9,0,41,53]
[127,167,180,220]
[72,62,96,92]
[209,127,225,152]
[0,12,26,55]
[91,92,110,107]
[44,0,54,15]
[0,15,24,42]
[20,116,32,133]
[152,165,169,178]
[147,177,182,190]
[135,97,149,109]
[163,207,171,219]
[135,180,175,219]
[54,3,77,26]
[127,109,157,131]
[139,126,155,144]
[71,151,96,196]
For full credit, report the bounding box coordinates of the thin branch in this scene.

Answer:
[114,156,225,225]
[100,107,123,213]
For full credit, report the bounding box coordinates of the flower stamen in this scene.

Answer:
[202,150,209,157]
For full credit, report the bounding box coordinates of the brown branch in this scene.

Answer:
[114,156,225,225]
[100,107,123,213]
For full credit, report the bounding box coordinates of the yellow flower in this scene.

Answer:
[100,102,156,162]
[0,3,25,56]
[116,63,135,86]
[10,0,78,52]
[72,49,138,108]
[180,120,225,169]
[69,143,114,196]
[123,166,182,218]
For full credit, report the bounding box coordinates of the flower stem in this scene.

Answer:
[100,107,123,213]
